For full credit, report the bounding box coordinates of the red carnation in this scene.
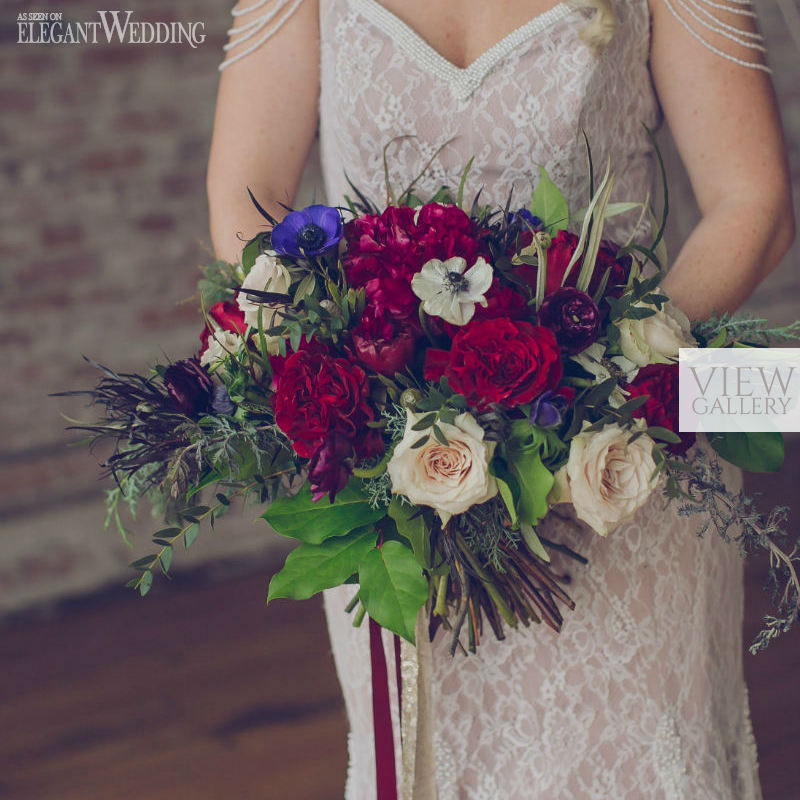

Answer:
[273,349,378,459]
[624,363,696,455]
[425,319,562,410]
[199,301,247,355]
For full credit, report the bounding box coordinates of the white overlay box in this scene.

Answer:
[678,348,800,433]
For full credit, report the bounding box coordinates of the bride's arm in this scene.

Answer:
[649,0,794,320]
[207,0,320,265]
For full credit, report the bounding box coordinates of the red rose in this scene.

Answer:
[425,319,562,409]
[199,301,247,354]
[273,349,377,458]
[514,230,630,300]
[343,203,490,289]
[350,305,417,376]
[624,363,696,455]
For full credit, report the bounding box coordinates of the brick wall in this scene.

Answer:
[1,0,798,611]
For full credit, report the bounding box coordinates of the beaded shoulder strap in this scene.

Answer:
[219,0,307,71]
[660,0,770,71]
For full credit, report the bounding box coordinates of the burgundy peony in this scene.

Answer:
[350,305,417,376]
[624,363,696,455]
[425,319,563,410]
[199,301,247,355]
[514,230,631,300]
[343,202,490,289]
[164,358,214,416]
[308,432,356,502]
[538,287,601,354]
[273,348,377,459]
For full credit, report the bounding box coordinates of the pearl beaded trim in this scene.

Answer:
[348,0,575,101]
[661,0,771,72]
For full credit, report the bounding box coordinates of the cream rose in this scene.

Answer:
[237,252,292,330]
[387,411,498,525]
[616,300,697,367]
[562,420,658,536]
[200,329,241,372]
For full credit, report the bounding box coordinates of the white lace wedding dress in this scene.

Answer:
[222,1,765,797]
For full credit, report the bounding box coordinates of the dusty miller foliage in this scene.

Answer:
[670,449,800,654]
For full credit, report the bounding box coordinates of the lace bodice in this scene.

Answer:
[312,2,762,798]
[319,0,660,242]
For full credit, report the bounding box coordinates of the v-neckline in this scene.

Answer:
[349,0,574,100]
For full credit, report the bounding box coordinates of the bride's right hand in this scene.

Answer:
[207,0,320,265]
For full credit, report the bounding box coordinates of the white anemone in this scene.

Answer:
[411,256,493,326]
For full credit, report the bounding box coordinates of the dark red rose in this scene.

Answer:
[309,432,355,503]
[624,363,696,455]
[163,358,214,416]
[443,280,529,338]
[514,230,630,300]
[538,287,601,355]
[425,319,562,409]
[350,305,417,376]
[273,349,376,458]
[343,203,490,289]
[199,301,247,355]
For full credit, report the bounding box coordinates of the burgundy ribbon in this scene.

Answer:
[370,617,398,800]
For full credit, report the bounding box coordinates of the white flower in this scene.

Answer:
[387,410,498,526]
[561,420,658,536]
[571,342,637,407]
[411,256,493,326]
[237,252,292,330]
[616,300,697,367]
[200,329,241,371]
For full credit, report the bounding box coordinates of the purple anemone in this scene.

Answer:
[271,204,343,258]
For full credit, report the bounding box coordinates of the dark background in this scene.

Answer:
[1,0,799,797]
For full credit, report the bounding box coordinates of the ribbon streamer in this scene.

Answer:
[370,618,398,800]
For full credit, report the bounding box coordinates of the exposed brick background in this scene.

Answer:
[0,0,798,613]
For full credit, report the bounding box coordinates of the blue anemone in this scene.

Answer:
[271,204,343,258]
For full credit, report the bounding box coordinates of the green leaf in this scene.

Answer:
[520,522,550,563]
[263,481,386,545]
[489,458,520,527]
[707,431,784,473]
[139,570,153,597]
[159,546,173,574]
[388,498,431,570]
[506,422,555,526]
[358,541,428,643]
[530,167,569,234]
[646,426,682,444]
[184,523,200,550]
[267,526,378,602]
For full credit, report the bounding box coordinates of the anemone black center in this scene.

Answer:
[298,223,327,251]
[446,271,469,293]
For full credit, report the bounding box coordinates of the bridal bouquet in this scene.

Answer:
[60,157,800,656]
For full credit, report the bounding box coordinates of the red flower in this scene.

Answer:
[273,349,378,459]
[442,280,529,338]
[364,277,421,326]
[350,305,417,376]
[425,319,562,410]
[514,230,630,300]
[624,363,696,455]
[343,202,490,289]
[309,432,356,503]
[199,301,247,355]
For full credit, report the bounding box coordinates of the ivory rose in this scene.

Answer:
[387,411,498,525]
[616,300,697,367]
[200,329,241,371]
[562,420,658,536]
[237,252,292,331]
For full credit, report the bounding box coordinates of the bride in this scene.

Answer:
[207,1,794,797]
